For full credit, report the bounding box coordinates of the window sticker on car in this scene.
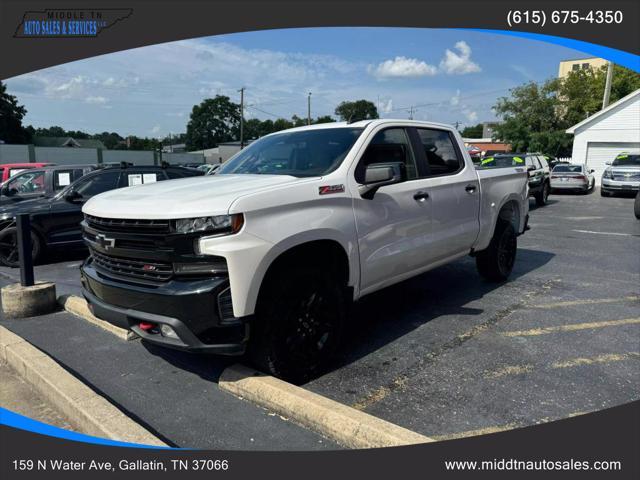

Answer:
[57,172,71,186]
[128,174,143,186]
[143,173,157,183]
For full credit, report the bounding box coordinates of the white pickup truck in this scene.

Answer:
[80,120,529,382]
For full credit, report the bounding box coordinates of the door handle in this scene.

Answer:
[465,184,477,194]
[413,191,429,201]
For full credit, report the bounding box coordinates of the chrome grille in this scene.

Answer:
[612,172,640,181]
[91,249,173,282]
[85,214,171,234]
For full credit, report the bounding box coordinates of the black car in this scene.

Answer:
[0,164,98,206]
[482,153,551,206]
[0,164,203,267]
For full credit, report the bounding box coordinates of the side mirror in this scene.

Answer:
[527,165,536,172]
[359,162,406,200]
[590,169,595,173]
[1,186,14,196]
[64,190,83,203]
[605,161,612,165]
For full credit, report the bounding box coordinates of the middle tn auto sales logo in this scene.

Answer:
[14,8,133,38]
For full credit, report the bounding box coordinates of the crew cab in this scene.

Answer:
[0,163,53,182]
[80,120,529,382]
[0,164,203,267]
[0,164,98,206]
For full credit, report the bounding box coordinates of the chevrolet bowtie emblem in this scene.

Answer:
[95,233,115,249]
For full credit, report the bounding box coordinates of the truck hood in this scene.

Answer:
[83,174,309,219]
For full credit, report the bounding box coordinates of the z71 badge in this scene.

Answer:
[319,184,345,195]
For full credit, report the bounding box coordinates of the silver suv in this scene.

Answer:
[601,151,640,197]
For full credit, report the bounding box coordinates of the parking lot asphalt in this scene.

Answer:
[0,187,638,447]
[307,189,640,438]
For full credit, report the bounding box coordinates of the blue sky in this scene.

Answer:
[5,27,590,138]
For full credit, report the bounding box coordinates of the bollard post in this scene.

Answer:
[16,214,34,287]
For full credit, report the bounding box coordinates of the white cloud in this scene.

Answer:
[150,125,161,134]
[85,96,107,104]
[450,89,461,106]
[463,107,478,122]
[369,56,438,79]
[439,41,481,75]
[381,98,393,113]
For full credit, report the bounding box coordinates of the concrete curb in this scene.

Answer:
[0,325,166,446]
[219,364,434,449]
[58,295,137,341]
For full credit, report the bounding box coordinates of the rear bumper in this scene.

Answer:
[550,180,588,190]
[80,259,248,354]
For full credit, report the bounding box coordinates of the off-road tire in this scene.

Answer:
[476,220,517,282]
[249,267,346,384]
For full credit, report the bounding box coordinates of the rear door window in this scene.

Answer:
[415,128,462,176]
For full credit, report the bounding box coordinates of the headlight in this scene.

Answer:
[173,213,244,235]
[602,168,613,179]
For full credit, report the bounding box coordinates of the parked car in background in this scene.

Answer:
[0,163,53,182]
[601,152,640,197]
[0,164,203,267]
[550,164,595,193]
[0,164,97,206]
[80,119,530,381]
[198,164,221,175]
[481,153,551,206]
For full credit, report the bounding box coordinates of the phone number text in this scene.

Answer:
[507,10,623,28]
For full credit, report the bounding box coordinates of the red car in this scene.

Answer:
[0,163,53,182]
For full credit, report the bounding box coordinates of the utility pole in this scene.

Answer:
[307,92,312,125]
[602,61,614,109]
[238,87,245,149]
[408,106,415,120]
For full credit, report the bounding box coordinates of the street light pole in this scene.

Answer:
[307,92,312,125]
[239,87,245,149]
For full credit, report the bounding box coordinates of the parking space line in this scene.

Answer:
[551,352,639,369]
[484,364,534,379]
[502,317,640,337]
[351,376,408,411]
[483,352,639,380]
[528,296,639,309]
[572,229,637,237]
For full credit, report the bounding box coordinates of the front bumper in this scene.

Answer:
[601,179,640,192]
[80,259,248,354]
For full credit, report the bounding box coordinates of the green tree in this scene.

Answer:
[313,115,336,124]
[559,65,640,126]
[334,100,379,122]
[460,123,483,138]
[0,81,31,143]
[185,95,240,150]
[493,79,573,156]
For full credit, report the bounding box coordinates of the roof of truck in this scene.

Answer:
[281,118,456,134]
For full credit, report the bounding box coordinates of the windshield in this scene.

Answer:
[218,127,363,177]
[612,154,640,167]
[553,165,583,173]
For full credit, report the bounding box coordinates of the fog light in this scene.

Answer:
[160,324,179,340]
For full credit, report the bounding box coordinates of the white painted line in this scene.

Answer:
[572,229,635,237]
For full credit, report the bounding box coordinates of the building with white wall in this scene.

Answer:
[566,89,640,185]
